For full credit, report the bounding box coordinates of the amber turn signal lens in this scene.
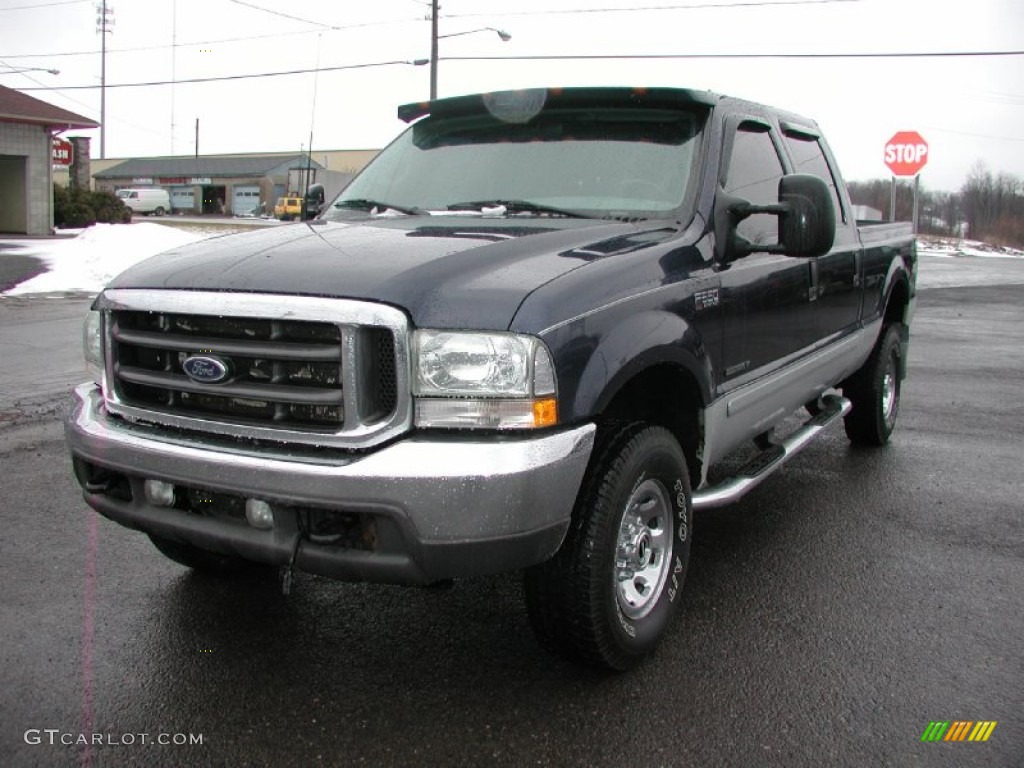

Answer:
[533,398,558,428]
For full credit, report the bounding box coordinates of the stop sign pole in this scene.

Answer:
[884,131,929,232]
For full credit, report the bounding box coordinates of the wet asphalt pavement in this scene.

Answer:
[0,248,45,294]
[0,255,1021,767]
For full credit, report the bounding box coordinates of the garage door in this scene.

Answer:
[232,185,261,216]
[0,155,28,234]
[170,187,194,213]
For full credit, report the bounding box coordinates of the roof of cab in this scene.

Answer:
[397,86,723,123]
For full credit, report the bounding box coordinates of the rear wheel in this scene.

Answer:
[153,206,166,216]
[524,423,692,670]
[149,534,263,575]
[843,323,905,446]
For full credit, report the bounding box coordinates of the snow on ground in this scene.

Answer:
[1,224,1023,298]
[2,223,208,296]
[917,236,1024,260]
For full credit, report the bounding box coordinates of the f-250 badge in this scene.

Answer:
[694,288,720,311]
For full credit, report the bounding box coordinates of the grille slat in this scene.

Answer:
[112,325,342,362]
[116,367,345,406]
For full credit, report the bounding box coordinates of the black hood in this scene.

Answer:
[108,218,675,330]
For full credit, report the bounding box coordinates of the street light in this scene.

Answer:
[0,66,60,76]
[430,0,510,100]
[442,28,511,42]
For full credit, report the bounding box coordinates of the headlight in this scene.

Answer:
[83,310,104,386]
[413,330,557,430]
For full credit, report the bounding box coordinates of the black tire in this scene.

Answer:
[149,534,261,575]
[154,206,166,216]
[524,423,693,671]
[843,323,905,446]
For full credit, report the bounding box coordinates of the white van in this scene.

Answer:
[117,188,171,216]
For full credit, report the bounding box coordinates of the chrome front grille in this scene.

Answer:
[97,290,412,449]
[113,310,349,428]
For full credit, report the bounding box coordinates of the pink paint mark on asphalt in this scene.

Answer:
[80,510,98,768]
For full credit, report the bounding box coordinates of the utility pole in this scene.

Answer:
[430,0,439,100]
[95,1,114,159]
[171,0,177,155]
[428,4,509,102]
[912,174,921,234]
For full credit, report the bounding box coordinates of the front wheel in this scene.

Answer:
[524,423,693,671]
[843,323,905,446]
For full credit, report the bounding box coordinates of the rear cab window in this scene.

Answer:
[781,126,847,224]
[723,122,786,247]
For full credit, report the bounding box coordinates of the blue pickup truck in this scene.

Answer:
[65,87,916,670]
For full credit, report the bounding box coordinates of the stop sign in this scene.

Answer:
[884,131,929,176]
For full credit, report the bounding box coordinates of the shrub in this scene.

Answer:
[54,185,131,228]
[89,189,132,224]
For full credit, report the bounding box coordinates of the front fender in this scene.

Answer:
[568,310,712,421]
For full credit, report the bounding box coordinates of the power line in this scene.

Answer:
[224,0,334,30]
[0,58,97,114]
[13,48,1022,93]
[0,0,87,11]
[922,126,1024,143]
[0,0,859,59]
[0,0,857,58]
[444,0,859,18]
[965,89,1024,106]
[442,49,1024,61]
[15,58,427,90]
[0,16,423,59]
[0,56,159,139]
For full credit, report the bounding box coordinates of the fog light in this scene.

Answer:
[245,499,274,530]
[144,479,176,507]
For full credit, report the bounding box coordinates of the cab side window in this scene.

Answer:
[783,131,846,224]
[724,124,785,248]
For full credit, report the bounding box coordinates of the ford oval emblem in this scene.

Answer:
[182,355,231,384]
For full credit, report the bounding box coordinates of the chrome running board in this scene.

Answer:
[692,394,852,511]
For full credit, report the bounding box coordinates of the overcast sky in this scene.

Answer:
[1,0,1021,191]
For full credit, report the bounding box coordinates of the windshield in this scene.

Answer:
[324,107,706,220]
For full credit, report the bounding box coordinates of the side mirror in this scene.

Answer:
[777,174,835,258]
[714,173,835,263]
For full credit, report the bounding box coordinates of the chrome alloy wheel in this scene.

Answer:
[614,478,673,620]
[882,354,899,427]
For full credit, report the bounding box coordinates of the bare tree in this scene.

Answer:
[960,162,1024,246]
[836,165,1021,247]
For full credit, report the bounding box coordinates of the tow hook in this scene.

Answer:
[279,533,302,596]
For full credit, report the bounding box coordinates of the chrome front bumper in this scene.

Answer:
[65,383,595,583]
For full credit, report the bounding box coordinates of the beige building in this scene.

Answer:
[0,84,98,234]
[86,149,378,215]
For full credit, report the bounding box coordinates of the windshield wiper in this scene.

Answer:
[333,198,426,216]
[446,199,591,219]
